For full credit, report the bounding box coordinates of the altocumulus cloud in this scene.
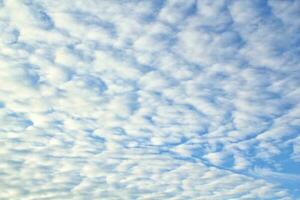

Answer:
[0,0,300,199]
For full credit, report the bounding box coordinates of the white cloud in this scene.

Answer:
[0,0,299,199]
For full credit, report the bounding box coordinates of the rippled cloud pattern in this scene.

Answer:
[0,0,300,199]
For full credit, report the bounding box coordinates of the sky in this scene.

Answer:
[0,0,299,199]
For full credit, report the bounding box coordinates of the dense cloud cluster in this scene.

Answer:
[0,0,299,199]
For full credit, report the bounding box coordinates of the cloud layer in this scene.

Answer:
[0,0,299,199]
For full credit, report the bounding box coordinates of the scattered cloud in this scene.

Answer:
[0,0,299,199]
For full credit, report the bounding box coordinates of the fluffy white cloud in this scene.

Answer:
[0,0,299,199]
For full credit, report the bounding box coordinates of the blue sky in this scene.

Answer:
[0,0,300,199]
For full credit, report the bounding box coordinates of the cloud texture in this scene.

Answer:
[0,0,299,199]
